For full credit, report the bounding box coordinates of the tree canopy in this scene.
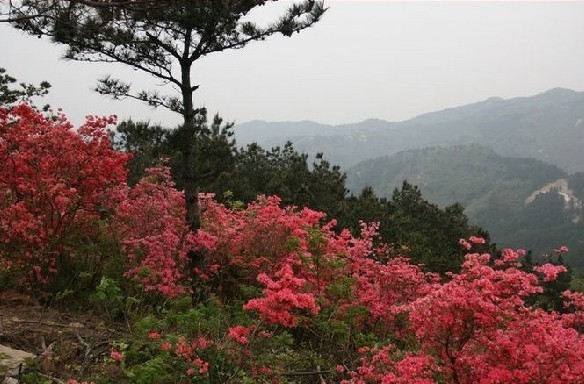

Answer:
[5,1,325,115]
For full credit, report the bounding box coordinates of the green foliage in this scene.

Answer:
[125,356,175,384]
[102,295,361,383]
[166,112,237,194]
[114,111,238,190]
[0,67,50,107]
[114,120,168,185]
[90,277,141,322]
[20,374,53,384]
[222,190,245,211]
[523,252,573,312]
[570,272,584,292]
[218,142,348,214]
[338,181,489,274]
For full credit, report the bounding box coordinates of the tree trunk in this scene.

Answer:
[180,45,205,304]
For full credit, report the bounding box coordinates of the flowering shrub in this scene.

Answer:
[343,240,584,383]
[103,174,584,381]
[243,263,319,327]
[195,197,437,332]
[343,345,437,384]
[533,263,568,282]
[110,187,584,382]
[563,290,584,330]
[111,166,202,297]
[0,104,128,288]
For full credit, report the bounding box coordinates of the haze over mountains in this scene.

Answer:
[234,88,584,267]
[234,88,584,173]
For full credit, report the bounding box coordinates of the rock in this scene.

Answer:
[0,344,35,382]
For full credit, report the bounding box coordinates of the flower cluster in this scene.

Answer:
[243,264,319,327]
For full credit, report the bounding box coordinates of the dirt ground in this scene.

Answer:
[0,290,127,382]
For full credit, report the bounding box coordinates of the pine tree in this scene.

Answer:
[4,0,326,301]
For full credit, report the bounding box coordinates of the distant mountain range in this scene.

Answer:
[234,88,584,173]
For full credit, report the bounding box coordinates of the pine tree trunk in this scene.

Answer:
[180,50,205,304]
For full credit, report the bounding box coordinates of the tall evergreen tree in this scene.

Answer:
[4,0,326,300]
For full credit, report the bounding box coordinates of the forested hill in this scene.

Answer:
[345,144,584,269]
[345,144,567,210]
[234,88,584,173]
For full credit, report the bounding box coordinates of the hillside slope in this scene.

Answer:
[345,144,584,268]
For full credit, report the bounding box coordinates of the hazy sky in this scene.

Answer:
[1,1,584,127]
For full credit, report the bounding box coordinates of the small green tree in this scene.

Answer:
[384,181,489,274]
[115,112,237,189]
[338,181,491,274]
[114,119,168,185]
[336,186,389,234]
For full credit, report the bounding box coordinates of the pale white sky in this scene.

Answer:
[1,1,584,127]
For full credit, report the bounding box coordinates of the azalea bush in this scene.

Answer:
[343,248,583,384]
[0,104,128,295]
[110,165,195,298]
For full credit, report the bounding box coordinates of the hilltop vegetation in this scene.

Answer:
[2,1,583,382]
[346,144,564,208]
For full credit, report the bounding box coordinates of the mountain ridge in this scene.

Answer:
[234,88,584,172]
